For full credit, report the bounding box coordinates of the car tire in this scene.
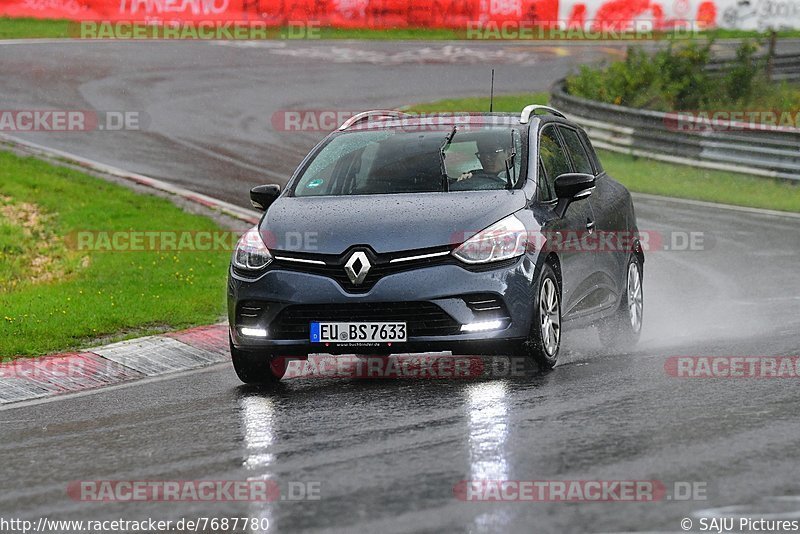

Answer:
[230,337,285,386]
[514,262,561,369]
[597,254,643,350]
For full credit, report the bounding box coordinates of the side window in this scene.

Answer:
[538,126,570,201]
[559,126,594,175]
[579,129,603,173]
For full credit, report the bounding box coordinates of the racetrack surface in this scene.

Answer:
[1,40,800,533]
[4,40,620,205]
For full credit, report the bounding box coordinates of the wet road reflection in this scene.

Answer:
[239,394,275,533]
[465,381,513,532]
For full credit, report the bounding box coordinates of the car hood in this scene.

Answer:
[261,190,528,255]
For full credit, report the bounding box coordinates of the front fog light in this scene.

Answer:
[461,320,504,332]
[240,327,268,338]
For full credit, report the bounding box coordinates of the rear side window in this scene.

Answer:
[559,126,594,174]
[579,129,603,173]
[538,126,570,201]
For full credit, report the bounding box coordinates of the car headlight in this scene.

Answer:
[452,214,528,264]
[233,226,273,271]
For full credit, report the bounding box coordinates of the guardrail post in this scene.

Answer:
[767,30,777,81]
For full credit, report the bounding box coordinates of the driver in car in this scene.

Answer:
[457,137,512,184]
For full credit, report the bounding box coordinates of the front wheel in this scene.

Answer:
[597,254,643,350]
[230,338,286,386]
[514,263,561,369]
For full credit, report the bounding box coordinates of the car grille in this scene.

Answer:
[270,246,453,293]
[270,301,461,340]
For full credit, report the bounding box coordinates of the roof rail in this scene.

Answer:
[338,110,410,131]
[519,105,566,124]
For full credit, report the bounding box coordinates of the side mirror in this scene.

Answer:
[553,173,595,218]
[250,184,281,211]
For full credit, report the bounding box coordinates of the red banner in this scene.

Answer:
[1,0,560,27]
[3,0,758,31]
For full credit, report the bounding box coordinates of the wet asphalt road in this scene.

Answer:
[1,40,800,533]
[8,39,800,207]
[1,39,614,205]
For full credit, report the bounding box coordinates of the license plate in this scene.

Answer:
[310,322,407,343]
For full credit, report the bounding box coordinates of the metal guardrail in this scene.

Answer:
[550,72,800,181]
[706,53,800,82]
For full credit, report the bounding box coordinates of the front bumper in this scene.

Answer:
[228,255,537,356]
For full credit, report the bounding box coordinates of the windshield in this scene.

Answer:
[291,126,524,196]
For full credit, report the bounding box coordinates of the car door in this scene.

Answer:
[558,125,620,315]
[537,124,597,321]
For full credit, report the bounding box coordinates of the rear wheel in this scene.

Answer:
[514,263,561,369]
[597,254,643,350]
[230,338,285,385]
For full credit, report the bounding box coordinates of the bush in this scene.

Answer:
[723,40,762,103]
[564,40,789,112]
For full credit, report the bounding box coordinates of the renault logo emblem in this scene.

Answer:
[344,251,371,285]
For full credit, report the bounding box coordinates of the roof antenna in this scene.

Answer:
[489,69,495,112]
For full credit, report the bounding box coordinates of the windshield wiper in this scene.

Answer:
[504,130,518,189]
[439,126,457,192]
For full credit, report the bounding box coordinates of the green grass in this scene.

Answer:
[702,28,800,39]
[409,93,549,113]
[3,16,799,41]
[408,93,800,213]
[0,17,72,39]
[599,151,800,212]
[0,150,232,358]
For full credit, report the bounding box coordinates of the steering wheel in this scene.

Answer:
[452,169,509,189]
